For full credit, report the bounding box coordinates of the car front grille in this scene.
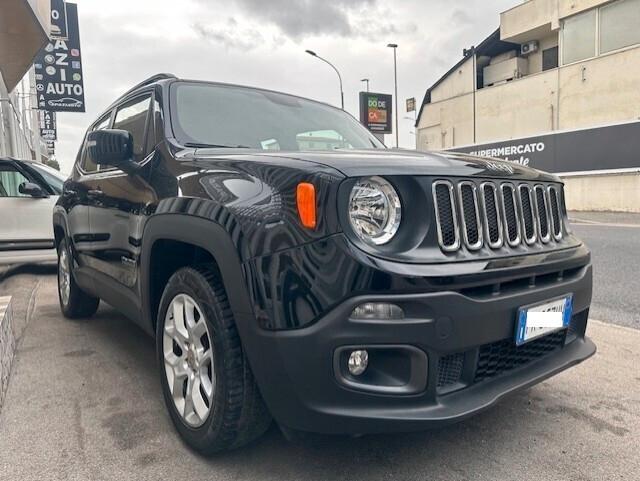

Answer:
[432,179,565,253]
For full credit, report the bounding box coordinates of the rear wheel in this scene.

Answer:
[156,265,271,454]
[57,237,100,319]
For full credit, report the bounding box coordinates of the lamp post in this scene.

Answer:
[360,78,370,92]
[305,49,344,110]
[387,43,399,148]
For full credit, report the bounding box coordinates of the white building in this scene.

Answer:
[416,0,640,212]
[0,0,51,161]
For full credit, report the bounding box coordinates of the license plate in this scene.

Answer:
[515,295,573,346]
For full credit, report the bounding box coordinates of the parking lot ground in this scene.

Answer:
[0,268,638,481]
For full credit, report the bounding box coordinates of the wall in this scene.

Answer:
[429,57,474,103]
[417,45,640,149]
[563,172,640,212]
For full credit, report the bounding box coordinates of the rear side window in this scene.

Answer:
[113,94,152,162]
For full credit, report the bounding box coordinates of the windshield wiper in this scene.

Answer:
[184,142,251,149]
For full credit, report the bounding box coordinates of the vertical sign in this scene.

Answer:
[39,111,57,140]
[406,97,416,113]
[33,3,85,112]
[358,92,393,134]
[50,0,69,40]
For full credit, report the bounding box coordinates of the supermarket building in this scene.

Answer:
[416,0,640,212]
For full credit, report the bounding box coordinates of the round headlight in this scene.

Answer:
[348,176,401,245]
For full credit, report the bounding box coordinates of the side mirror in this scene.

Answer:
[19,182,48,198]
[86,129,139,174]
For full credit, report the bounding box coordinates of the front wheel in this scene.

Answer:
[156,265,271,454]
[57,237,100,319]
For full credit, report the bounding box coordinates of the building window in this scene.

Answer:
[542,46,559,71]
[562,9,597,64]
[600,0,640,54]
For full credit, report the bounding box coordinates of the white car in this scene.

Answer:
[0,158,65,266]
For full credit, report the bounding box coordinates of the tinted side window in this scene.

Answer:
[82,113,112,173]
[113,94,152,162]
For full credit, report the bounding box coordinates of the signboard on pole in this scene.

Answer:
[359,92,392,134]
[50,0,69,40]
[406,97,416,113]
[45,140,56,155]
[449,120,640,174]
[33,3,85,112]
[39,111,57,141]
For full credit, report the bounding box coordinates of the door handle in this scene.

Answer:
[87,189,104,197]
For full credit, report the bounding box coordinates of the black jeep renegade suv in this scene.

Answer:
[53,73,595,453]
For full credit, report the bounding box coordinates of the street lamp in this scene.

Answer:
[387,43,399,147]
[360,78,370,92]
[305,49,344,110]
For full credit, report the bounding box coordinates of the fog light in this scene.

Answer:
[348,350,369,376]
[350,302,404,320]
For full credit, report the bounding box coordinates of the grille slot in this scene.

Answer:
[437,353,465,388]
[474,330,566,383]
[481,182,503,248]
[458,182,483,250]
[548,186,563,240]
[433,181,460,251]
[518,184,537,244]
[535,185,550,243]
[501,184,521,246]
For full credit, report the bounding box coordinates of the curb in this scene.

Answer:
[0,296,14,413]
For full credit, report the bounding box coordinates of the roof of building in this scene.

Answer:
[415,29,520,126]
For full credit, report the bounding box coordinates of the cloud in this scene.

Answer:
[224,0,392,40]
[192,20,267,51]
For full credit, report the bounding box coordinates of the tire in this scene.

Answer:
[156,264,271,454]
[57,237,100,319]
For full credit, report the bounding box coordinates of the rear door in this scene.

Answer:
[0,160,57,249]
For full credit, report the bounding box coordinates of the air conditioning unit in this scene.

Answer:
[521,41,539,56]
[483,57,529,87]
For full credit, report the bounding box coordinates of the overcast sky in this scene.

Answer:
[54,0,517,173]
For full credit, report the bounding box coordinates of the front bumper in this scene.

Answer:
[238,243,595,435]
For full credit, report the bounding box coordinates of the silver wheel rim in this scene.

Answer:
[59,247,71,306]
[163,294,215,428]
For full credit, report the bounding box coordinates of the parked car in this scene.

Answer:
[0,157,65,266]
[53,74,595,454]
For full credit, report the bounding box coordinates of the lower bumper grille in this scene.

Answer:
[436,326,573,392]
[474,330,565,383]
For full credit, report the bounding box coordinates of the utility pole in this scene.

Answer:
[29,66,42,161]
[387,43,399,148]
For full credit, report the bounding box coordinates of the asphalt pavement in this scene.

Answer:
[0,213,638,480]
[570,211,640,329]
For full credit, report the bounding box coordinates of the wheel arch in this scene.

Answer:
[141,214,255,336]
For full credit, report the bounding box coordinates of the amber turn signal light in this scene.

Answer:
[296,182,317,229]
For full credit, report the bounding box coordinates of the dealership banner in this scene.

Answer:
[450,121,640,173]
[33,2,85,112]
[359,92,392,134]
[38,111,57,141]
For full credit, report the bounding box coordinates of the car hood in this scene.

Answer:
[183,147,560,182]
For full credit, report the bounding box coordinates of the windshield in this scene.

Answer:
[170,82,384,151]
[26,162,65,194]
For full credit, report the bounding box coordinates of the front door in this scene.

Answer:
[0,160,58,250]
[84,92,157,290]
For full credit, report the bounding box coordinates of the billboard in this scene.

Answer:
[359,92,392,134]
[449,121,640,174]
[39,111,57,141]
[33,2,85,112]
